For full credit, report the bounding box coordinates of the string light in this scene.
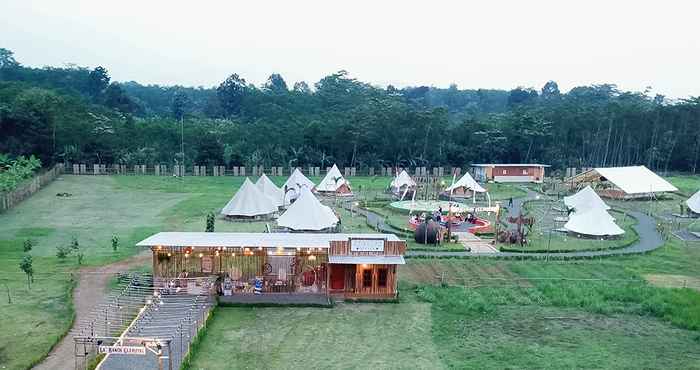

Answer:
[198,253,204,258]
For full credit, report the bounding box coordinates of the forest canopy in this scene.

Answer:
[1,48,698,173]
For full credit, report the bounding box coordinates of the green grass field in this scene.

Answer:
[188,251,700,369]
[2,174,700,369]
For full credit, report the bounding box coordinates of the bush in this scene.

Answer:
[0,154,41,192]
[56,245,72,259]
[206,212,215,232]
[23,239,34,252]
[111,234,119,251]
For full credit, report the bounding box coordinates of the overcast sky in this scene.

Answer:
[2,0,699,98]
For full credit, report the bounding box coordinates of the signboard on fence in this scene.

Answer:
[350,238,385,252]
[98,345,146,355]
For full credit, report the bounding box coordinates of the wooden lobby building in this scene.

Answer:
[136,232,406,301]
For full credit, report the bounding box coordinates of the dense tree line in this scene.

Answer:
[1,48,698,173]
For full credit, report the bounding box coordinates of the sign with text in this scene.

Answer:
[98,345,146,355]
[350,238,385,252]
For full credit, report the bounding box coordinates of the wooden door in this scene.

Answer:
[330,264,345,290]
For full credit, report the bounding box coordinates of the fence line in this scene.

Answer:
[0,164,64,213]
[62,164,458,178]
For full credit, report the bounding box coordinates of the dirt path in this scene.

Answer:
[33,252,151,370]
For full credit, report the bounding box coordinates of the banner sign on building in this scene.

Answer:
[350,238,385,252]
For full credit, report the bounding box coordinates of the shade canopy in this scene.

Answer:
[564,185,610,212]
[255,173,285,207]
[446,172,486,193]
[687,190,700,214]
[221,178,278,217]
[390,170,416,190]
[591,166,678,195]
[564,207,624,236]
[277,186,339,231]
[316,164,350,193]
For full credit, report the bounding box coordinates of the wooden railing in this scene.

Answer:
[0,164,64,213]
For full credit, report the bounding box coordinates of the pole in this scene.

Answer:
[167,341,172,370]
[180,116,184,166]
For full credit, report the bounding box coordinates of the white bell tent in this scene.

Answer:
[221,178,278,218]
[687,190,700,214]
[277,186,339,231]
[563,207,624,237]
[255,173,285,207]
[316,164,353,196]
[283,168,316,204]
[564,185,611,212]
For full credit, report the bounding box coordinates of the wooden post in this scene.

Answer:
[240,166,245,176]
[351,167,356,177]
[369,167,374,176]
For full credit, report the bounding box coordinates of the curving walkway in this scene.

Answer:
[346,189,665,260]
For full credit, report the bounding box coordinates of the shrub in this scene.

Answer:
[56,245,72,259]
[23,239,34,252]
[0,155,42,192]
[206,212,215,232]
[111,234,119,251]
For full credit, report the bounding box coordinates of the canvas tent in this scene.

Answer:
[563,207,624,237]
[283,168,316,204]
[316,164,353,196]
[277,186,339,231]
[564,186,611,212]
[221,178,278,218]
[255,173,285,207]
[446,172,487,194]
[687,190,700,215]
[390,170,417,199]
[568,165,678,199]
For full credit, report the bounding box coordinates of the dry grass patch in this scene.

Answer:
[645,274,700,291]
